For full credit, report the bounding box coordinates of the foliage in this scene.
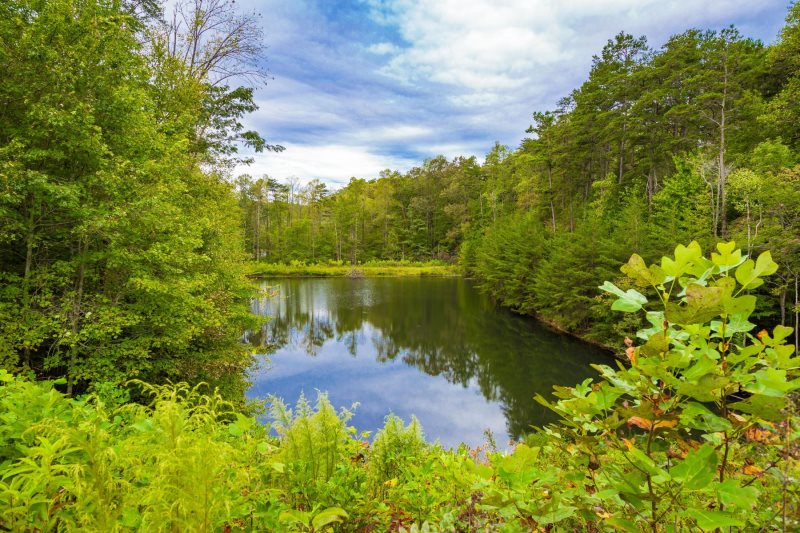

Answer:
[2,242,797,531]
[537,241,800,531]
[367,415,426,499]
[0,0,257,398]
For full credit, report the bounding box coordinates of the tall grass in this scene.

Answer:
[248,260,459,278]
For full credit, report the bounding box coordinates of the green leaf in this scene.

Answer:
[712,276,736,296]
[600,281,648,312]
[665,284,724,324]
[716,241,736,255]
[587,382,624,411]
[256,441,271,454]
[639,332,670,357]
[604,517,640,532]
[677,375,728,402]
[533,504,576,524]
[767,345,797,368]
[727,343,764,365]
[711,241,745,272]
[132,419,154,433]
[312,507,348,530]
[611,298,643,313]
[228,413,254,437]
[755,250,779,276]
[772,324,794,343]
[686,509,744,530]
[680,402,732,432]
[735,251,779,290]
[744,368,800,397]
[717,313,756,334]
[682,354,719,381]
[686,283,723,310]
[625,445,667,477]
[670,444,718,490]
[722,295,756,317]
[663,242,705,279]
[279,509,309,526]
[731,395,785,420]
[716,479,759,509]
[621,253,666,287]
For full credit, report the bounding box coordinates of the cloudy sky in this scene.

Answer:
[234,0,790,188]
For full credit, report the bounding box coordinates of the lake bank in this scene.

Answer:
[248,261,459,278]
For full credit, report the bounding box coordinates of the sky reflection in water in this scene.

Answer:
[246,277,615,448]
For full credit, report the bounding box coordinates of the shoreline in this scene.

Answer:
[247,262,460,278]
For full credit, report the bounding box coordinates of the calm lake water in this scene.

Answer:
[246,277,615,448]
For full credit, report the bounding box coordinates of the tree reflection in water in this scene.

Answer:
[246,278,614,443]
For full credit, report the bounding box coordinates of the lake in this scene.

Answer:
[246,277,616,448]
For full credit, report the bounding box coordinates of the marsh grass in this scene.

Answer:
[248,259,458,278]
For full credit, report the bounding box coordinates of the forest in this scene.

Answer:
[236,12,800,348]
[0,0,799,531]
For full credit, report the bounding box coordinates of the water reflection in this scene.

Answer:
[246,278,614,448]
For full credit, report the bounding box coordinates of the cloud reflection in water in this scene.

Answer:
[246,277,614,448]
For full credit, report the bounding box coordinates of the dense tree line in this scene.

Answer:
[239,6,800,346]
[0,0,274,399]
[235,155,485,264]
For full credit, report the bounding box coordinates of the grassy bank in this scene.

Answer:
[248,260,459,278]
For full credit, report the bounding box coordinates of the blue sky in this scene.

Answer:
[235,0,790,188]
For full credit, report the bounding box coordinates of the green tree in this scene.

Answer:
[0,0,256,399]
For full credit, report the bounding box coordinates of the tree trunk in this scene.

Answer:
[22,208,35,368]
[745,200,752,257]
[547,162,556,233]
[780,286,786,326]
[350,224,358,266]
[718,63,729,237]
[254,199,260,261]
[67,236,87,396]
[265,202,272,261]
[795,275,799,356]
[334,221,340,262]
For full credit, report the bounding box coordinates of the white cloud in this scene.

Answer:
[366,41,401,55]
[234,0,785,185]
[373,0,780,109]
[238,143,418,188]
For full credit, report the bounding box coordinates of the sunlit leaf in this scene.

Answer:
[687,509,744,530]
[312,507,348,530]
[670,444,717,490]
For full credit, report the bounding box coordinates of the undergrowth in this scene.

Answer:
[1,242,798,531]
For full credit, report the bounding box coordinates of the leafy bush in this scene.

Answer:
[535,241,800,530]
